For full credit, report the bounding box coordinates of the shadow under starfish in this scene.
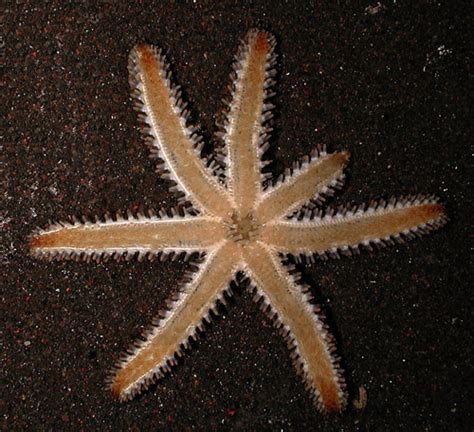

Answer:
[30,29,447,413]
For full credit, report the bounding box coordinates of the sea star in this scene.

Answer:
[30,30,447,412]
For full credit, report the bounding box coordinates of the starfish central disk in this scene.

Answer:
[227,212,260,243]
[30,29,447,413]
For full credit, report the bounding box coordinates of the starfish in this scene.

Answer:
[30,29,447,413]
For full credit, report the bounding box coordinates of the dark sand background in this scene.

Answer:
[2,1,472,430]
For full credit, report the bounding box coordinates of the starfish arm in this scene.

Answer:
[109,241,239,401]
[129,45,232,217]
[30,212,225,261]
[223,30,277,215]
[243,243,346,412]
[261,196,447,257]
[256,149,349,223]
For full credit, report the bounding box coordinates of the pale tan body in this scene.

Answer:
[30,30,446,412]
